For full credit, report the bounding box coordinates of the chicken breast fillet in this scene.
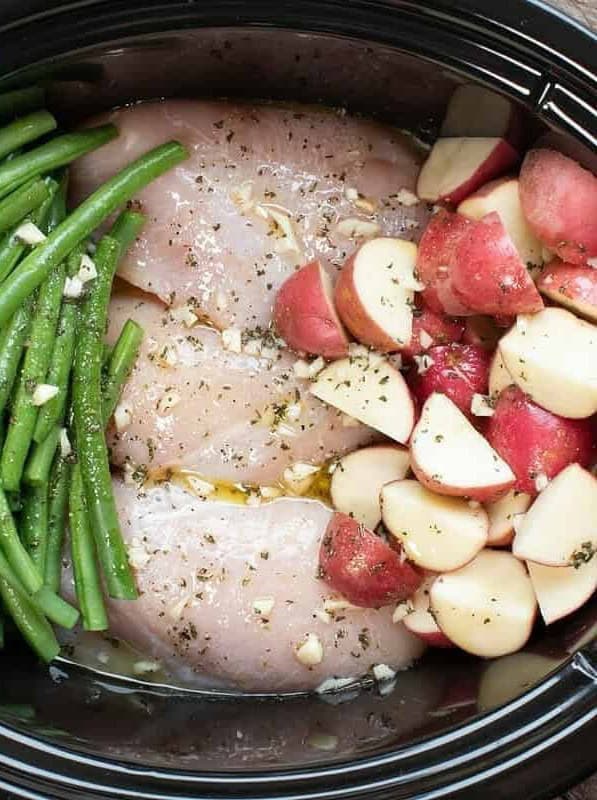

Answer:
[72,99,428,330]
[74,481,423,692]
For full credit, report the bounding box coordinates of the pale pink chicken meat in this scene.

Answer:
[72,481,424,692]
[107,287,376,484]
[72,99,428,330]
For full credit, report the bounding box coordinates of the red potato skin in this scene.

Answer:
[452,212,544,315]
[400,301,464,359]
[486,386,596,496]
[519,149,597,267]
[334,251,399,353]
[462,315,505,351]
[274,260,349,359]
[407,344,491,418]
[410,451,515,503]
[416,209,475,316]
[319,512,422,608]
[440,139,519,206]
[536,259,597,322]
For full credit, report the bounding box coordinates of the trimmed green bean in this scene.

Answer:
[1,261,66,491]
[0,176,49,234]
[0,111,57,162]
[0,87,45,122]
[0,177,58,284]
[108,210,145,254]
[0,294,35,414]
[24,426,60,486]
[0,567,59,662]
[0,487,42,594]
[102,319,143,424]
[44,455,70,593]
[20,483,48,573]
[74,235,136,599]
[0,125,117,200]
[69,465,108,630]
[33,585,79,630]
[33,246,84,444]
[0,140,188,327]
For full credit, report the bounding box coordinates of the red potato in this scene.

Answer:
[319,512,422,608]
[487,386,595,496]
[402,576,453,648]
[462,315,504,351]
[400,301,464,359]
[536,259,597,323]
[416,209,474,316]
[458,177,544,268]
[416,137,519,206]
[334,238,419,352]
[451,212,544,316]
[440,84,522,149]
[485,488,532,546]
[527,559,597,626]
[274,260,349,358]
[407,343,491,419]
[519,149,597,267]
[430,549,537,658]
[410,393,515,502]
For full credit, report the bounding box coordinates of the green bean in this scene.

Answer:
[102,319,143,424]
[24,426,60,486]
[0,177,58,284]
[0,140,188,327]
[74,235,136,599]
[44,454,70,593]
[69,465,108,630]
[0,111,57,162]
[0,176,49,234]
[0,125,117,200]
[0,558,59,662]
[20,483,49,574]
[1,260,66,491]
[0,294,35,415]
[33,585,79,630]
[33,247,84,444]
[108,210,145,254]
[0,87,45,122]
[0,487,42,594]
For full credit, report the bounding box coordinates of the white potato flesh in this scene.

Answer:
[527,559,597,625]
[513,464,597,567]
[430,549,537,658]
[381,479,488,571]
[486,489,532,545]
[498,308,597,418]
[330,445,410,529]
[488,346,514,400]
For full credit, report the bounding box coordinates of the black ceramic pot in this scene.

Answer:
[0,2,594,798]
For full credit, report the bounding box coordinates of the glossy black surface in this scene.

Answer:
[0,1,594,798]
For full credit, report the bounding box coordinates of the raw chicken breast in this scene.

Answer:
[82,481,423,692]
[72,100,428,329]
[107,287,376,484]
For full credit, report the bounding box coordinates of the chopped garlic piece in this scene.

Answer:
[354,196,378,214]
[259,205,302,255]
[471,393,495,417]
[63,276,84,299]
[14,222,46,245]
[306,733,339,751]
[324,597,361,613]
[334,217,381,240]
[170,304,198,328]
[133,660,161,675]
[395,188,420,207]
[32,383,59,406]
[418,329,434,350]
[345,187,359,202]
[230,180,255,214]
[114,403,132,431]
[184,474,215,498]
[127,537,151,570]
[283,461,319,484]
[392,600,414,623]
[295,633,324,666]
[78,253,97,283]
[285,402,302,421]
[314,609,332,625]
[222,327,242,354]
[259,485,283,499]
[315,676,358,695]
[534,473,549,492]
[59,428,72,458]
[413,354,434,375]
[158,390,181,414]
[252,596,275,616]
[293,357,325,379]
[372,663,397,682]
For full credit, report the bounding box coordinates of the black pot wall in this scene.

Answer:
[0,2,594,799]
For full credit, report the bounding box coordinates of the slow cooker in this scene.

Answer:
[0,1,594,798]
